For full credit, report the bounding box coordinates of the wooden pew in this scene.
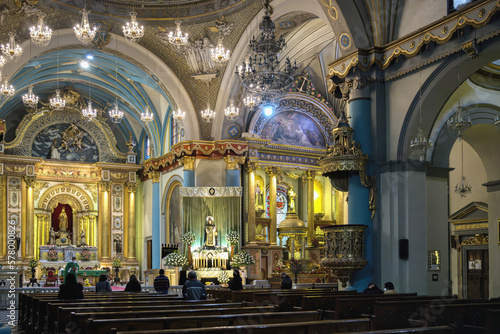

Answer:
[70,306,277,333]
[252,289,357,308]
[336,326,454,334]
[112,318,372,334]
[87,310,321,334]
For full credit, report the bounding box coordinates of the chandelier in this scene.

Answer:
[50,89,66,110]
[22,85,39,108]
[168,21,188,47]
[236,0,297,106]
[243,93,260,108]
[447,104,471,137]
[455,139,471,198]
[0,78,15,97]
[74,9,97,45]
[224,100,239,120]
[30,13,52,47]
[0,56,5,69]
[123,12,144,43]
[201,103,215,122]
[172,108,185,122]
[410,124,432,161]
[109,103,124,123]
[211,34,230,63]
[82,100,97,121]
[1,32,23,62]
[141,106,154,123]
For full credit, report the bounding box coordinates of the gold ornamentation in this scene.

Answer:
[23,176,36,188]
[223,156,245,170]
[442,26,448,35]
[460,234,488,247]
[33,181,49,201]
[84,184,98,202]
[179,156,196,170]
[179,187,242,197]
[478,8,486,18]
[410,41,415,49]
[100,181,111,192]
[461,40,479,59]
[126,182,138,193]
[5,166,25,173]
[321,0,338,20]
[111,172,127,180]
[265,166,281,176]
[455,222,488,231]
[246,162,259,172]
[39,183,94,211]
[151,171,160,183]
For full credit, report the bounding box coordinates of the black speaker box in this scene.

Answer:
[399,239,409,260]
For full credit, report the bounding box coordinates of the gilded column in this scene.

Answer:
[247,163,258,243]
[24,176,36,259]
[100,181,111,260]
[123,185,129,258]
[125,182,138,260]
[36,213,44,250]
[305,171,316,246]
[266,167,279,245]
[21,178,27,260]
[0,176,6,261]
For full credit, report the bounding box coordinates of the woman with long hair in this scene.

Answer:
[58,273,84,299]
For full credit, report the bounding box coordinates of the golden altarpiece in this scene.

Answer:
[0,94,141,283]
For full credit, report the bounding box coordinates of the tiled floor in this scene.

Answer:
[0,310,21,333]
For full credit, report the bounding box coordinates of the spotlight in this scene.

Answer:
[264,106,273,116]
[85,53,94,60]
[80,60,89,68]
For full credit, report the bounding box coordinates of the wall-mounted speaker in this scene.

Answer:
[399,239,409,260]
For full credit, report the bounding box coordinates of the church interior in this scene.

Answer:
[0,0,500,322]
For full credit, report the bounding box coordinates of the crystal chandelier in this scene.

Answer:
[243,93,261,108]
[224,99,239,120]
[410,124,432,161]
[447,104,471,137]
[172,108,185,122]
[211,34,230,63]
[236,0,297,106]
[455,139,471,197]
[201,103,215,122]
[141,106,154,123]
[168,21,189,47]
[50,89,66,110]
[0,56,5,69]
[123,12,144,43]
[74,9,97,45]
[22,85,39,108]
[1,32,23,62]
[82,100,97,121]
[0,78,15,97]
[30,13,52,47]
[109,103,124,123]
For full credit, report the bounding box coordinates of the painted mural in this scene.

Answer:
[32,123,99,162]
[260,111,325,148]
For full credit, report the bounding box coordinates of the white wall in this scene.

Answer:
[396,0,448,39]
[196,160,226,187]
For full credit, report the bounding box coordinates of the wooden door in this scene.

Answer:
[147,240,152,269]
[466,249,489,300]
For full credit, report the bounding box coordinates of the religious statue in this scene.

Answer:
[49,139,60,160]
[255,181,264,208]
[288,186,297,213]
[48,227,56,245]
[114,234,122,254]
[58,208,68,231]
[204,216,218,249]
[63,257,79,284]
[126,131,136,154]
[0,119,6,143]
[79,230,87,246]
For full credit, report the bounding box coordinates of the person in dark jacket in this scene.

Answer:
[229,269,243,291]
[280,272,293,289]
[363,282,384,294]
[182,271,207,300]
[95,274,112,293]
[58,273,84,299]
[124,274,142,292]
[153,269,170,294]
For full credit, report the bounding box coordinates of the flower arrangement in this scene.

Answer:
[311,237,320,248]
[274,259,286,273]
[225,231,239,246]
[181,231,196,245]
[231,251,255,267]
[47,249,59,261]
[28,258,38,268]
[112,257,121,268]
[80,249,91,261]
[289,259,303,275]
[164,251,188,267]
[218,270,230,285]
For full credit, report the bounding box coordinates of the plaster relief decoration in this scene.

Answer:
[8,177,20,208]
[113,184,122,213]
[32,123,99,162]
[33,182,49,201]
[84,184,98,203]
[114,217,122,230]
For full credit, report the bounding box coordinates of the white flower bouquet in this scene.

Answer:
[164,251,188,267]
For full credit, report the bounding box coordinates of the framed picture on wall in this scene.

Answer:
[428,250,440,271]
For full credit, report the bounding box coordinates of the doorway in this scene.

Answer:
[463,247,489,300]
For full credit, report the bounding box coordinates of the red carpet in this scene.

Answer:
[111,286,125,291]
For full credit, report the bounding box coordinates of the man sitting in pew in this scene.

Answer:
[182,271,207,300]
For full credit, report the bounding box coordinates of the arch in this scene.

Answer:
[39,183,94,212]
[162,175,183,245]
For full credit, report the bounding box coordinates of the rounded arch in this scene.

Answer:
[162,175,184,245]
[39,183,95,212]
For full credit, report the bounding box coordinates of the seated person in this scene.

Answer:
[125,274,142,292]
[182,271,207,300]
[384,281,398,294]
[363,282,384,294]
[229,269,243,291]
[280,272,293,289]
[58,273,84,299]
[153,269,170,294]
[95,274,112,293]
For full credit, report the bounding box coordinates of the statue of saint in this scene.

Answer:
[79,230,86,246]
[48,227,56,245]
[204,216,218,248]
[288,186,297,213]
[58,208,68,231]
[49,139,60,160]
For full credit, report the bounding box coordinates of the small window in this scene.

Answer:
[145,136,151,160]
[171,114,180,146]
[449,0,474,12]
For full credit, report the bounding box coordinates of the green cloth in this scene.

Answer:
[63,261,79,284]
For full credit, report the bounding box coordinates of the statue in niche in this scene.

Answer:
[126,132,136,154]
[0,119,5,143]
[114,234,122,254]
[204,216,218,249]
[79,230,87,246]
[58,208,68,231]
[48,227,56,245]
[287,186,297,213]
[255,181,264,208]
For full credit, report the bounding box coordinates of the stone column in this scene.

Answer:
[266,167,279,245]
[224,156,245,187]
[0,176,6,261]
[152,172,161,269]
[246,163,258,243]
[305,171,316,246]
[125,182,138,260]
[24,176,36,259]
[181,156,196,187]
[100,181,111,261]
[342,76,374,290]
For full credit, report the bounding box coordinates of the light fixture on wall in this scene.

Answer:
[200,83,215,122]
[168,20,188,47]
[30,13,52,47]
[224,99,239,120]
[236,0,297,107]
[455,138,472,198]
[123,11,144,43]
[74,8,97,45]
[1,32,23,62]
